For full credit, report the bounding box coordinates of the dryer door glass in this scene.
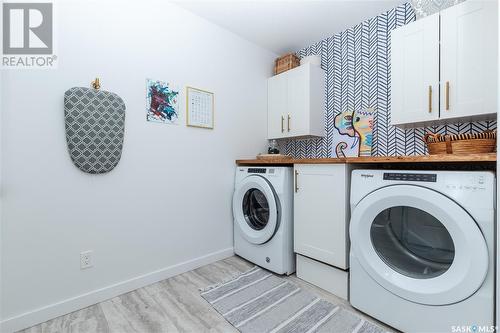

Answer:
[242,189,269,230]
[370,206,455,279]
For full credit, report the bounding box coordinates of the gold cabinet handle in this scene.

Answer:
[281,115,285,133]
[287,114,291,132]
[294,170,299,193]
[445,81,450,111]
[428,85,432,113]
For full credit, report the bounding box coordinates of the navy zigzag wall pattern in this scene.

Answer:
[281,2,496,158]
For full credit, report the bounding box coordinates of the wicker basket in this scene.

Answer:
[423,131,496,155]
[274,53,300,75]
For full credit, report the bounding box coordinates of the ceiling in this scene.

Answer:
[174,0,406,54]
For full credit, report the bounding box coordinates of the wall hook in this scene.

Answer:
[91,78,101,90]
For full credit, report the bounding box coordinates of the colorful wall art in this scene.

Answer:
[146,79,179,124]
[352,108,375,156]
[332,110,359,157]
[332,108,374,157]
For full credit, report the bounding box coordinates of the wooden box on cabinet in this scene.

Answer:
[267,63,324,139]
[391,0,498,127]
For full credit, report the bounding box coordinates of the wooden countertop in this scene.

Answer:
[236,153,497,165]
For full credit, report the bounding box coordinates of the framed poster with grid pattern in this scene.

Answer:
[186,86,214,129]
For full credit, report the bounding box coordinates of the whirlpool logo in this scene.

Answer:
[360,174,374,179]
[2,2,57,68]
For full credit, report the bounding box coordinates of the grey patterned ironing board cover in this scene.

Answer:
[64,87,126,174]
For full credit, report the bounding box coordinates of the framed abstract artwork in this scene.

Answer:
[146,79,180,125]
[331,108,374,158]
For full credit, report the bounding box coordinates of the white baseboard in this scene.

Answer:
[1,247,234,333]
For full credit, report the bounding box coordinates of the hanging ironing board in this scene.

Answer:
[64,86,126,174]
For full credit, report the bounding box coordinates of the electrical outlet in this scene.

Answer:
[80,251,93,269]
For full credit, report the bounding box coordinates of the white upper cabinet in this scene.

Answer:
[391,14,440,126]
[391,0,497,127]
[267,63,324,139]
[440,0,498,120]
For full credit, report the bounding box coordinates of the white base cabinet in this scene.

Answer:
[293,164,350,270]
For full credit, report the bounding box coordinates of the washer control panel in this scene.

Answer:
[383,172,437,182]
[248,168,266,174]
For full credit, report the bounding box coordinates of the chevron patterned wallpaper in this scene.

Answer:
[280,2,496,158]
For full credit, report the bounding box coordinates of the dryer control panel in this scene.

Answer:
[383,173,437,182]
[351,169,495,210]
[445,174,488,192]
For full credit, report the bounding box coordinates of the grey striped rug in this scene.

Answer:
[200,266,387,333]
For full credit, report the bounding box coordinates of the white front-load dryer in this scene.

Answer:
[349,170,495,333]
[233,166,295,275]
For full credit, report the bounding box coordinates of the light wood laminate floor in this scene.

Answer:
[20,256,395,333]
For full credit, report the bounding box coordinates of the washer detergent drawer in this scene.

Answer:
[349,184,488,305]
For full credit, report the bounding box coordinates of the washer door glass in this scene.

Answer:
[371,206,454,279]
[233,175,279,245]
[349,185,488,305]
[243,189,270,230]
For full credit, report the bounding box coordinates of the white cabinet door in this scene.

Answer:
[440,0,498,120]
[268,74,287,139]
[267,64,324,139]
[391,14,440,126]
[286,65,309,137]
[308,65,326,137]
[294,164,349,269]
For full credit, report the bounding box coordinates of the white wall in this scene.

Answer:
[496,0,500,327]
[0,1,275,331]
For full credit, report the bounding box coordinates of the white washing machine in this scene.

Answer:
[349,170,495,333]
[233,166,295,275]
